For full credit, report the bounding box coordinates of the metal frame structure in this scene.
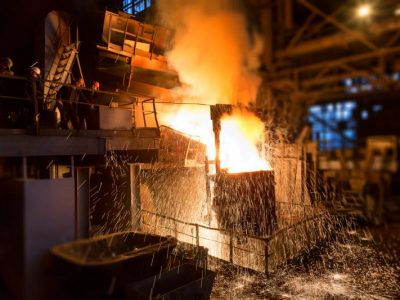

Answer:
[97,10,174,91]
[249,0,400,128]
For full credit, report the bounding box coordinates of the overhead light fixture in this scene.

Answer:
[356,4,372,18]
[395,5,400,16]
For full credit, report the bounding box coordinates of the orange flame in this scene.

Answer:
[161,105,271,173]
[157,0,263,105]
[156,0,270,173]
[219,109,271,173]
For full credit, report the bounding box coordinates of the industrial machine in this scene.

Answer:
[210,104,277,237]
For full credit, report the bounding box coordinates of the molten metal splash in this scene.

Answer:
[162,105,271,173]
[219,109,271,173]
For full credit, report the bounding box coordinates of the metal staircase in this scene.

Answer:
[44,43,78,110]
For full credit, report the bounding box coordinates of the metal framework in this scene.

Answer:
[253,0,400,103]
[97,10,174,95]
[250,0,400,123]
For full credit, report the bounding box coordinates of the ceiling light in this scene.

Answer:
[395,5,400,16]
[356,4,372,18]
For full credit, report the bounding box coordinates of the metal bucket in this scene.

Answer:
[213,170,277,236]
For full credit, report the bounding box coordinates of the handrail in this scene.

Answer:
[0,73,123,99]
[269,211,330,239]
[0,73,162,102]
[140,207,338,274]
[141,97,159,129]
[0,74,179,133]
[141,209,270,242]
[141,207,327,241]
[0,74,141,131]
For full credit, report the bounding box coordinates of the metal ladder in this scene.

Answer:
[141,97,159,129]
[43,43,78,110]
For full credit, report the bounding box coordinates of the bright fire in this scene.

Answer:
[219,109,271,173]
[161,105,271,173]
[156,0,270,174]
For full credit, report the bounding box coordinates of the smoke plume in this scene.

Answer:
[156,0,263,106]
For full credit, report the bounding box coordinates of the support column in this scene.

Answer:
[284,0,293,30]
[260,4,274,71]
[76,167,91,238]
[22,156,27,179]
[210,105,233,174]
[130,163,142,230]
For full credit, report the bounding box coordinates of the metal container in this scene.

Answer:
[51,231,177,298]
[126,263,216,300]
[213,170,276,236]
[51,231,177,267]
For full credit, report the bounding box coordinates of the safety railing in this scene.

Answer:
[140,208,336,274]
[0,74,160,132]
[141,97,159,129]
[0,74,133,107]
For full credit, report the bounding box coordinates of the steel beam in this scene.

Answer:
[297,0,377,50]
[128,81,179,102]
[130,164,141,230]
[76,167,91,239]
[278,18,400,59]
[286,12,316,50]
[272,46,400,78]
[303,6,343,40]
[0,135,106,157]
[302,71,370,89]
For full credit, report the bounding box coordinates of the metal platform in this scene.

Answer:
[0,128,160,157]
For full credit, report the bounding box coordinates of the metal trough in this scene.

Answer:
[50,231,178,298]
[51,231,177,267]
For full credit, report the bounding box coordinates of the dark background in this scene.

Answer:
[0,0,121,76]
